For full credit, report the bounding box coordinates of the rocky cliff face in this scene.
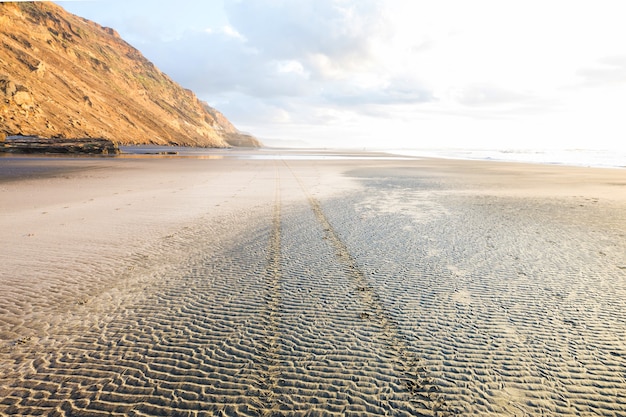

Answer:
[0,2,259,147]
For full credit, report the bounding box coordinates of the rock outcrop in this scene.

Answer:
[1,136,119,154]
[0,2,260,147]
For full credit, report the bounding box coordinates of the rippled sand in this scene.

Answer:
[1,151,625,416]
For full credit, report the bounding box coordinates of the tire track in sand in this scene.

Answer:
[1,160,446,416]
[282,160,449,415]
[0,169,286,416]
[256,163,283,415]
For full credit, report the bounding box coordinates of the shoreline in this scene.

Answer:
[383,147,626,169]
[3,143,625,169]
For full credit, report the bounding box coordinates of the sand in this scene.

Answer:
[1,150,625,416]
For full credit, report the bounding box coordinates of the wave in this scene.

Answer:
[385,148,626,169]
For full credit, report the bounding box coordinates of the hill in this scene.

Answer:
[0,2,260,148]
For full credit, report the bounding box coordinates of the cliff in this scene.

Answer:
[0,2,259,147]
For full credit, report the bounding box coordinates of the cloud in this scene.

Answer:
[577,55,626,87]
[208,93,297,125]
[138,0,412,109]
[224,0,387,77]
[453,84,532,107]
[322,76,435,108]
[142,33,316,99]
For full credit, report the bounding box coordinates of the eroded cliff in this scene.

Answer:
[0,2,259,147]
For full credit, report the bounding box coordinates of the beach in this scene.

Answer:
[1,149,625,416]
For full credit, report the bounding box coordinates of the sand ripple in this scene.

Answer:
[2,156,625,416]
[0,162,437,416]
[324,168,626,416]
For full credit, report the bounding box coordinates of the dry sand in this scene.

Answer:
[1,150,625,416]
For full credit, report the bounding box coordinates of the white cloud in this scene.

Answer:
[578,55,626,87]
[452,84,532,108]
[274,60,307,76]
[202,25,246,40]
[224,0,386,61]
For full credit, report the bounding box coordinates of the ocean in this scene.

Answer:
[385,148,626,169]
[116,145,626,168]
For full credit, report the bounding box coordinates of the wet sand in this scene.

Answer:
[1,150,625,416]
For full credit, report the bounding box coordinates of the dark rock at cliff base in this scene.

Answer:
[1,136,120,155]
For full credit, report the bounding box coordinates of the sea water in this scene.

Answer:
[386,148,626,169]
[117,145,626,168]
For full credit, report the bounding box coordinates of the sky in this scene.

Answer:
[55,0,626,150]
